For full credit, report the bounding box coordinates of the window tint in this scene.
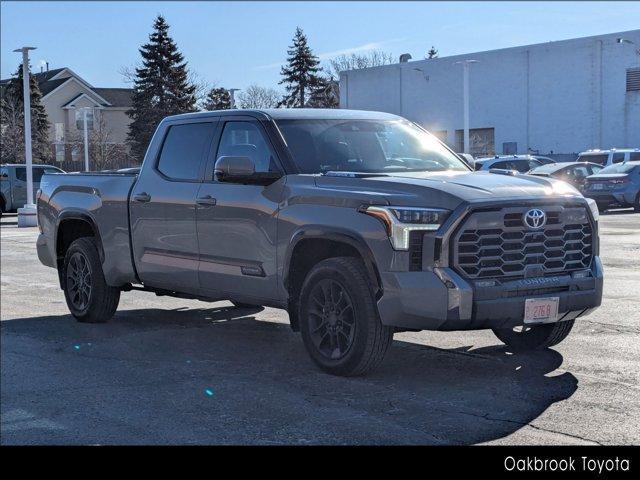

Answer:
[15,167,26,181]
[158,123,214,180]
[629,152,640,161]
[589,165,603,175]
[216,121,280,174]
[612,152,625,164]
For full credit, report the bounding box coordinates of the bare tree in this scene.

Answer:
[237,85,281,109]
[326,50,394,79]
[67,113,131,171]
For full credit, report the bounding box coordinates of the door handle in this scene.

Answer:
[196,195,217,206]
[133,192,151,203]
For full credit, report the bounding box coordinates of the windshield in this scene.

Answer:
[597,163,638,174]
[276,119,469,174]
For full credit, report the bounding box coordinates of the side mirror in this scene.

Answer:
[214,156,256,182]
[214,155,282,185]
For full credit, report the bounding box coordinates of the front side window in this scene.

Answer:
[277,119,468,174]
[216,121,280,174]
[157,122,215,180]
[578,154,607,165]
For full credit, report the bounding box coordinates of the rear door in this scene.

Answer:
[12,167,27,206]
[195,117,285,303]
[130,119,218,292]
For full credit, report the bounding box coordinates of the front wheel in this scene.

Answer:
[62,237,120,323]
[634,193,640,212]
[299,257,393,376]
[492,320,574,351]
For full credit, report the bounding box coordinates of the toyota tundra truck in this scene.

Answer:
[36,109,603,376]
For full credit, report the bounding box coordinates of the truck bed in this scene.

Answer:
[37,172,139,286]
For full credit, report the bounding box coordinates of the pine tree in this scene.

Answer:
[202,87,231,111]
[278,27,323,108]
[0,63,50,163]
[307,76,339,108]
[127,15,197,161]
[427,46,439,59]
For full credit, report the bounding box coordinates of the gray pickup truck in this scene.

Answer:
[1,163,65,215]
[36,109,603,376]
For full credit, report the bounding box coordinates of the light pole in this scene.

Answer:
[228,88,240,109]
[13,46,37,227]
[77,107,92,171]
[616,37,640,56]
[454,59,479,154]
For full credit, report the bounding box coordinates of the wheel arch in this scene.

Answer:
[283,227,383,330]
[55,211,105,286]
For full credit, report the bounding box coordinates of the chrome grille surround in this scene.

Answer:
[452,204,593,280]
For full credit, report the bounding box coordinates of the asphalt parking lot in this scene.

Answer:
[1,209,639,445]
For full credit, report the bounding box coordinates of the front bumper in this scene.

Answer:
[377,256,603,331]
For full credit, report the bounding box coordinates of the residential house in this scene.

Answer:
[1,66,133,165]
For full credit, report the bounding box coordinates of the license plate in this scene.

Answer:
[524,297,559,324]
[592,183,603,190]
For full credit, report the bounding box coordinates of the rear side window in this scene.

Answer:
[612,152,625,164]
[578,154,607,165]
[629,152,640,161]
[157,123,215,180]
[15,167,26,181]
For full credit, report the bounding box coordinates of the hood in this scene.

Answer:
[314,170,582,210]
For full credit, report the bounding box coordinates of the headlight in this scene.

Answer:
[361,206,450,250]
[586,197,599,222]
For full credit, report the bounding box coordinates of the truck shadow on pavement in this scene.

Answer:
[1,306,578,445]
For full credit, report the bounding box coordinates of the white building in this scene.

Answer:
[339,30,640,158]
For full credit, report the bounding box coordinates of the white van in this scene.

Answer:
[577,148,640,166]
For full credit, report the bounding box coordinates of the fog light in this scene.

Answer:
[572,270,590,279]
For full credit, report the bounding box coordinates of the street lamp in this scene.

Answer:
[76,106,92,171]
[454,59,479,154]
[13,46,37,228]
[616,37,640,56]
[228,88,240,109]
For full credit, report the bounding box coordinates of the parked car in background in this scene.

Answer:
[474,155,544,173]
[1,164,65,215]
[35,109,603,376]
[577,148,640,167]
[583,161,640,212]
[529,162,603,192]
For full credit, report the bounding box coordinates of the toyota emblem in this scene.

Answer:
[523,208,547,229]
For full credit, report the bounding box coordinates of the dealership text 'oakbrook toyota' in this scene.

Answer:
[35,109,603,376]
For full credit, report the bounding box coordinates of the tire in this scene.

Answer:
[298,257,393,376]
[492,320,574,351]
[634,193,640,212]
[62,237,120,323]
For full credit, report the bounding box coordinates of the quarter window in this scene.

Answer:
[612,153,625,164]
[157,123,215,180]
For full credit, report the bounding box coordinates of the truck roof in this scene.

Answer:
[163,108,403,122]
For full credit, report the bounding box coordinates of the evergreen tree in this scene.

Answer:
[202,87,231,111]
[307,76,339,108]
[0,63,50,163]
[427,46,439,59]
[278,27,323,108]
[127,15,197,160]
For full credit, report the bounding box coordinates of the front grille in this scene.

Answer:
[453,205,593,279]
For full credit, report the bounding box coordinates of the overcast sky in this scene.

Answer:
[2,1,639,92]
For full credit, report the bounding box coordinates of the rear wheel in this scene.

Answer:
[299,257,393,376]
[62,237,120,323]
[634,193,640,212]
[492,320,574,351]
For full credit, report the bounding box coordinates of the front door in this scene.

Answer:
[130,120,217,292]
[196,119,285,303]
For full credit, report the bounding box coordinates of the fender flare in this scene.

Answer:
[282,226,383,298]
[55,209,105,263]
